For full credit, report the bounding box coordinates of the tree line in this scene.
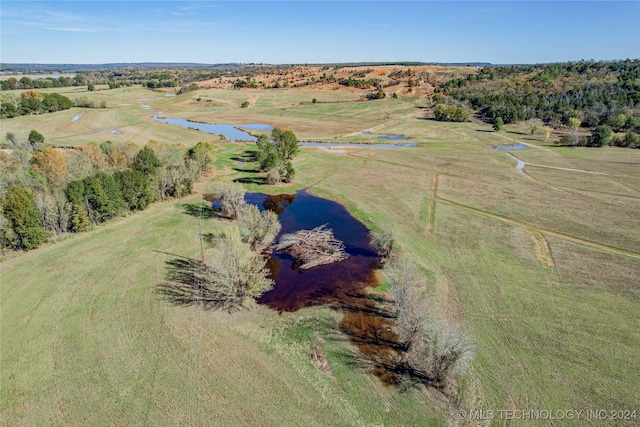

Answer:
[0,89,116,119]
[1,132,214,252]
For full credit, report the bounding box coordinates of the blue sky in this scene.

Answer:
[1,1,639,64]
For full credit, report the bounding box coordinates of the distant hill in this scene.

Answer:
[0,63,245,74]
[0,62,495,75]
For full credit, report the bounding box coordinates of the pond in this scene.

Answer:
[201,189,402,384]
[487,143,528,150]
[154,113,270,141]
[300,141,417,149]
[240,190,380,312]
[153,114,417,147]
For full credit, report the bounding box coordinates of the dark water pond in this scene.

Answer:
[243,190,380,312]
[207,189,403,385]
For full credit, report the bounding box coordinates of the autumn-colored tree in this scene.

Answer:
[81,142,106,170]
[31,147,69,185]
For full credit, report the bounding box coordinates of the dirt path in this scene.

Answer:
[426,174,438,233]
[436,196,640,262]
[191,170,216,195]
[343,110,420,137]
[504,152,609,175]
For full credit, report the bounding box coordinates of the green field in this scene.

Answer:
[2,85,640,425]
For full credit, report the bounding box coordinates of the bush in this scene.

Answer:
[366,89,386,100]
[210,182,245,219]
[239,204,281,251]
[369,229,394,260]
[586,125,613,147]
[493,117,504,132]
[241,101,250,108]
[433,104,469,122]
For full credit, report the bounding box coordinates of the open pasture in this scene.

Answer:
[2,84,640,425]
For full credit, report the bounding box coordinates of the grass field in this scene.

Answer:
[2,84,640,425]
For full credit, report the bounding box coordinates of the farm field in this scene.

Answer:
[2,82,640,425]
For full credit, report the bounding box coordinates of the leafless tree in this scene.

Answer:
[274,224,348,269]
[202,229,273,311]
[384,258,474,388]
[239,204,281,251]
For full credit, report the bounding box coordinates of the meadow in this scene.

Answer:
[2,81,639,425]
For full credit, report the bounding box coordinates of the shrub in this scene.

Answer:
[210,182,245,219]
[369,229,394,260]
[493,117,504,132]
[239,204,281,251]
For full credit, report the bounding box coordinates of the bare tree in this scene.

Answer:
[274,224,348,269]
[239,204,281,251]
[369,229,395,261]
[406,319,474,387]
[384,258,474,388]
[385,258,428,345]
[202,229,273,311]
[210,182,246,219]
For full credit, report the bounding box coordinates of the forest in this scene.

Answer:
[435,60,640,143]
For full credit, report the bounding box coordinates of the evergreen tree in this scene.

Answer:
[2,186,48,249]
[133,146,161,175]
[114,170,152,211]
[493,117,504,132]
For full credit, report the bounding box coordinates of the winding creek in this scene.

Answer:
[153,113,417,148]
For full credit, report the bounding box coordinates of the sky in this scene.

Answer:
[1,1,639,65]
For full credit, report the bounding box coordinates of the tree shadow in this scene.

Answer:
[233,176,268,185]
[314,291,449,390]
[232,167,261,173]
[154,258,229,311]
[180,202,217,218]
[315,309,431,389]
[230,149,258,162]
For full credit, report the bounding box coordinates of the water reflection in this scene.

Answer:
[248,190,380,312]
